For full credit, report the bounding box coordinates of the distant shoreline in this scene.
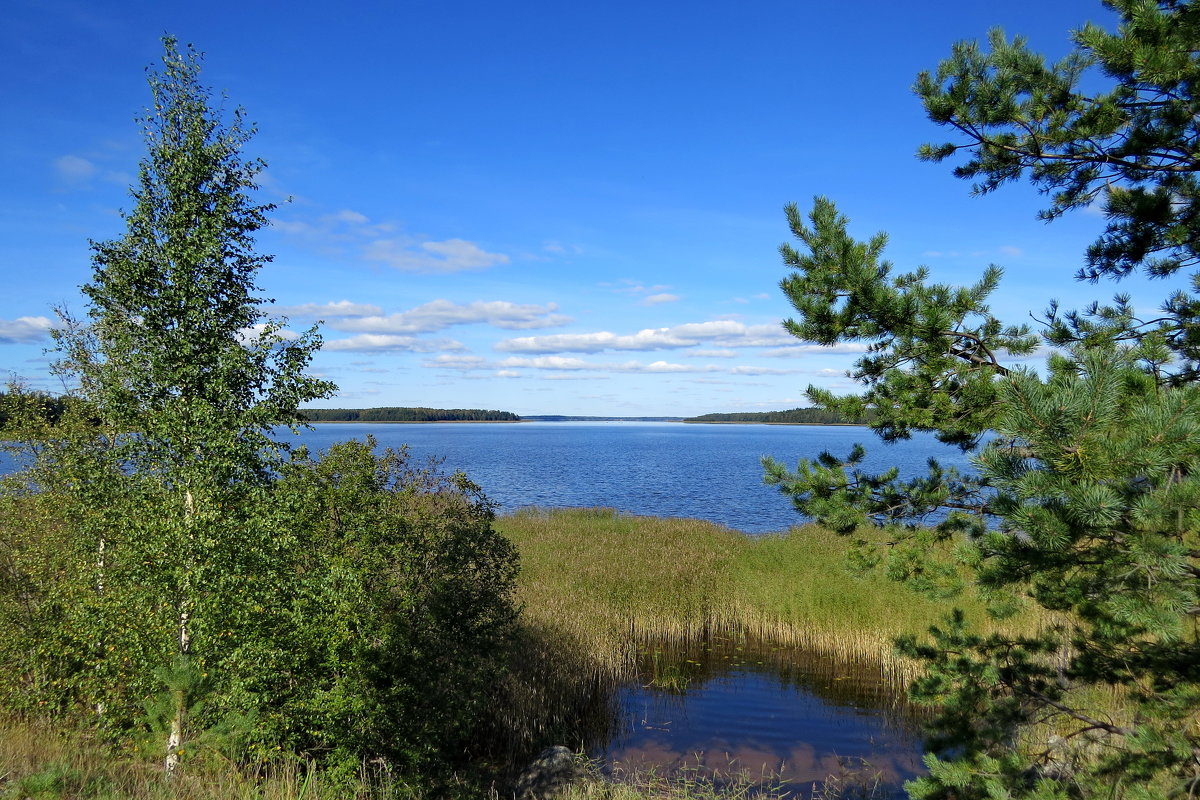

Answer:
[306,418,870,426]
[307,419,522,424]
[682,420,868,426]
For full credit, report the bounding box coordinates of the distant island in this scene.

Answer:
[683,408,869,425]
[522,415,685,422]
[294,407,869,425]
[300,407,520,422]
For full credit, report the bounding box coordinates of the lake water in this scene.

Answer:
[290,421,977,534]
[605,639,925,796]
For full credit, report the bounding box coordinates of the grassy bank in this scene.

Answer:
[497,507,1020,687]
[0,717,401,800]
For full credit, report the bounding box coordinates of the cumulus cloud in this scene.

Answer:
[0,316,53,344]
[495,320,795,354]
[365,237,509,273]
[322,334,466,353]
[331,299,571,334]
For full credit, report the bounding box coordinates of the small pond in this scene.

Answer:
[592,639,926,798]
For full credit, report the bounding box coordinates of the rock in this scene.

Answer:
[512,745,581,800]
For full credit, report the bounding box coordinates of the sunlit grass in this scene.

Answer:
[497,507,1024,687]
[0,716,428,799]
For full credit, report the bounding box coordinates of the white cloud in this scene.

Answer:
[690,349,738,358]
[270,219,312,235]
[54,155,96,183]
[272,208,505,272]
[542,240,583,256]
[426,355,490,370]
[332,300,571,334]
[498,356,591,370]
[273,300,383,318]
[236,323,301,344]
[365,237,510,273]
[642,293,680,306]
[323,334,466,353]
[431,353,801,377]
[610,281,671,295]
[0,316,53,344]
[759,342,870,357]
[495,320,795,354]
[329,209,370,225]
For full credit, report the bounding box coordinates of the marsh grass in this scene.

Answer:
[497,507,1028,689]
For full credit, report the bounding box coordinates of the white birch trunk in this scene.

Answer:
[165,488,195,777]
[95,536,106,719]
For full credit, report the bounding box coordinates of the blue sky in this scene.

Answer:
[2,0,1162,416]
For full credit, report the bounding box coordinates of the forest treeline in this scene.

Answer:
[300,406,520,422]
[684,407,870,424]
[0,392,71,428]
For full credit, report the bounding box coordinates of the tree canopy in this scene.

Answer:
[766,2,1200,797]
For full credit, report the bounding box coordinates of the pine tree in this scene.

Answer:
[765,3,1200,797]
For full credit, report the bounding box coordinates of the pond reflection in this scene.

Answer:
[592,639,926,797]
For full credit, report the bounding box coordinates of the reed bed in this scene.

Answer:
[497,507,1036,689]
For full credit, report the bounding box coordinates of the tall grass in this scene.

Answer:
[0,716,382,800]
[497,507,1027,689]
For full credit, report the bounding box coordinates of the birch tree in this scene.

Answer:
[51,37,334,773]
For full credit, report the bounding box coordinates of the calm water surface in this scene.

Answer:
[291,421,975,533]
[603,640,924,796]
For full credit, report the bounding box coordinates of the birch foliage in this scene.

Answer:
[0,39,519,793]
[29,36,335,765]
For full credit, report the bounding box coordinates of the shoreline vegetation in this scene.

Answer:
[298,406,521,422]
[497,508,1037,688]
[1,504,1041,799]
[293,405,869,425]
